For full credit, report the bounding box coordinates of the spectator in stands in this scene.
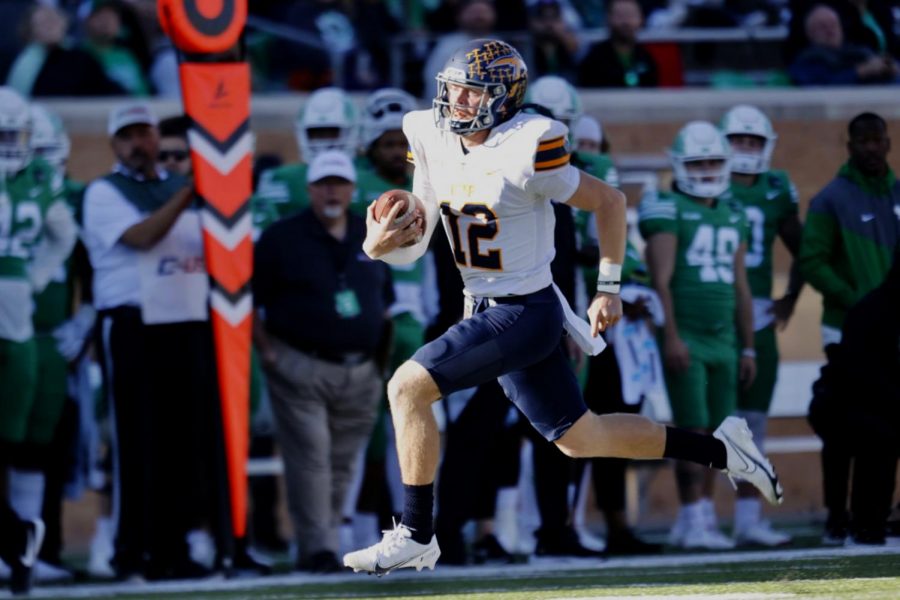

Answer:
[577,0,659,88]
[789,4,900,85]
[799,113,900,544]
[528,0,582,79]
[6,4,123,97]
[83,103,216,580]
[157,115,192,177]
[253,151,392,574]
[422,0,497,98]
[808,247,900,545]
[80,1,151,96]
[787,0,899,63]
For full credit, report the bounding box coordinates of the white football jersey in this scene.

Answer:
[403,109,580,297]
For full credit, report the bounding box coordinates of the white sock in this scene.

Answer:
[683,501,704,526]
[735,497,762,532]
[8,468,45,521]
[699,497,717,528]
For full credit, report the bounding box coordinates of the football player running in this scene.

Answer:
[640,122,756,550]
[721,105,803,547]
[344,40,783,576]
[0,88,77,594]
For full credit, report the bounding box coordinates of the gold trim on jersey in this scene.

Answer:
[535,136,570,171]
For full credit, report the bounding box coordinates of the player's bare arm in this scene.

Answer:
[564,170,626,334]
[733,242,757,388]
[773,213,805,328]
[646,231,690,372]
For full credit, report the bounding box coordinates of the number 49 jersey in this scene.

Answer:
[639,190,749,334]
[403,109,580,297]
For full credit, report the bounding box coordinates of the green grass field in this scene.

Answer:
[25,546,900,600]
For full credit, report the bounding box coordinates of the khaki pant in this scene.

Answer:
[264,336,382,560]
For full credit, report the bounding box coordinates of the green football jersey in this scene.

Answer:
[32,178,85,332]
[0,159,66,280]
[639,191,749,334]
[726,170,798,299]
[251,163,309,233]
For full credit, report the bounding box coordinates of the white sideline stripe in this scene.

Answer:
[549,595,794,599]
[187,130,253,175]
[201,209,252,251]
[24,545,900,599]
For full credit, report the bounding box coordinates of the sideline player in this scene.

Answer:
[343,40,783,575]
[721,105,802,546]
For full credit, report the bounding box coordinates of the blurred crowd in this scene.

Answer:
[0,0,898,97]
[0,3,899,596]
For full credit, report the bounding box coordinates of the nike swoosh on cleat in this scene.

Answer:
[723,433,782,500]
[373,557,413,576]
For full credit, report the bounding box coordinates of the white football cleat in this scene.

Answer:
[734,520,792,547]
[713,417,784,505]
[343,520,440,576]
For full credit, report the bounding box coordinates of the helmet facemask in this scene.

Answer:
[670,121,732,199]
[720,105,776,175]
[295,87,358,163]
[431,39,528,135]
[30,105,70,176]
[0,87,32,175]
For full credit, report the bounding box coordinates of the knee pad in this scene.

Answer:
[735,410,768,445]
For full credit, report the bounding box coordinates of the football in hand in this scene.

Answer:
[373,190,426,247]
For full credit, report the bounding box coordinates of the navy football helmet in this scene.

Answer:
[433,38,528,134]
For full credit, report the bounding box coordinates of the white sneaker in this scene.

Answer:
[35,559,75,583]
[734,520,792,547]
[667,511,688,547]
[343,521,440,576]
[681,525,736,550]
[713,417,784,505]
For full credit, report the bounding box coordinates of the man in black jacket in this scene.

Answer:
[808,248,900,545]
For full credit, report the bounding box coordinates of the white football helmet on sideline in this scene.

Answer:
[669,121,732,199]
[295,87,358,163]
[526,75,582,126]
[30,104,70,176]
[361,88,417,150]
[0,87,32,174]
[720,105,777,175]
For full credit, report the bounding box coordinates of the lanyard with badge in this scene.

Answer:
[331,238,361,319]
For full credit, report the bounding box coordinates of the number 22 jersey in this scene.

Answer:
[403,109,580,298]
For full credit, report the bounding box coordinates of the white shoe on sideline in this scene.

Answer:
[343,520,440,576]
[681,525,736,550]
[734,520,792,547]
[35,559,75,583]
[714,417,784,505]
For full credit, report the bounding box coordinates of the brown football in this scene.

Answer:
[373,189,413,223]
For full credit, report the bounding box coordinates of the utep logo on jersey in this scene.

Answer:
[466,41,525,83]
[158,255,206,276]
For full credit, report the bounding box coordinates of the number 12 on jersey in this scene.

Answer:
[440,202,503,270]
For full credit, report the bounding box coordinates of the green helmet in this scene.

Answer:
[720,104,777,175]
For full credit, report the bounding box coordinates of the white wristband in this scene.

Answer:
[599,261,623,281]
[596,282,621,294]
[741,347,757,359]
